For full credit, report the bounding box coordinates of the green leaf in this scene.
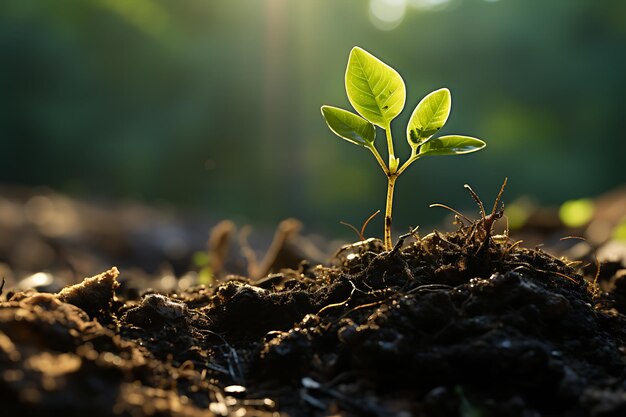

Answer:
[345,47,406,128]
[406,88,451,148]
[418,135,486,156]
[321,105,376,147]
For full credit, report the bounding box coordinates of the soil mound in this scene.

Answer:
[1,220,625,416]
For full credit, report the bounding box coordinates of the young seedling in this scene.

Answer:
[321,46,486,250]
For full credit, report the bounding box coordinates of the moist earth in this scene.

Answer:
[1,220,626,417]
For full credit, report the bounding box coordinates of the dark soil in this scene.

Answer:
[2,217,626,417]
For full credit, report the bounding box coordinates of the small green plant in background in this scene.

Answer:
[322,46,486,250]
[559,198,594,228]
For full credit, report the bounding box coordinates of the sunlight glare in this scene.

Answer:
[409,0,451,11]
[369,0,407,31]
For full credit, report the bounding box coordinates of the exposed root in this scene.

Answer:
[464,178,507,253]
[429,203,473,225]
[340,209,381,241]
[560,235,602,295]
[339,221,362,241]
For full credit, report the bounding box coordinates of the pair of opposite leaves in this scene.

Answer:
[321,47,485,160]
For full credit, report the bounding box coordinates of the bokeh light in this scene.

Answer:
[369,0,407,31]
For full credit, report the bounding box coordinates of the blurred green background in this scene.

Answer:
[1,0,625,238]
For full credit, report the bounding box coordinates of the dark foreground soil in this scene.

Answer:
[2,217,626,417]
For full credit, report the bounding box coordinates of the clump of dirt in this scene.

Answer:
[1,216,626,416]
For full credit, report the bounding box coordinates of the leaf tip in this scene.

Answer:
[473,137,487,150]
[349,46,377,64]
[434,87,452,103]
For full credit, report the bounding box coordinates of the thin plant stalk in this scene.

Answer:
[372,128,418,250]
[383,123,398,250]
[384,173,397,250]
[385,124,397,174]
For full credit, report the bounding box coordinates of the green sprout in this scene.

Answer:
[321,46,486,250]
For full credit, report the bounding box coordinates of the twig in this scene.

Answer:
[406,283,453,294]
[390,226,419,256]
[340,209,381,241]
[360,209,381,240]
[339,221,362,240]
[501,239,524,259]
[340,300,385,318]
[559,236,602,288]
[429,203,473,224]
[464,183,486,219]
[194,310,244,384]
[317,281,357,315]
[508,262,579,284]
[491,177,508,217]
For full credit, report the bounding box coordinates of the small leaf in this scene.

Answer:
[389,156,400,174]
[345,47,406,127]
[418,135,486,156]
[321,105,375,147]
[406,88,451,148]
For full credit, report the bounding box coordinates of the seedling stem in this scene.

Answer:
[384,174,397,249]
